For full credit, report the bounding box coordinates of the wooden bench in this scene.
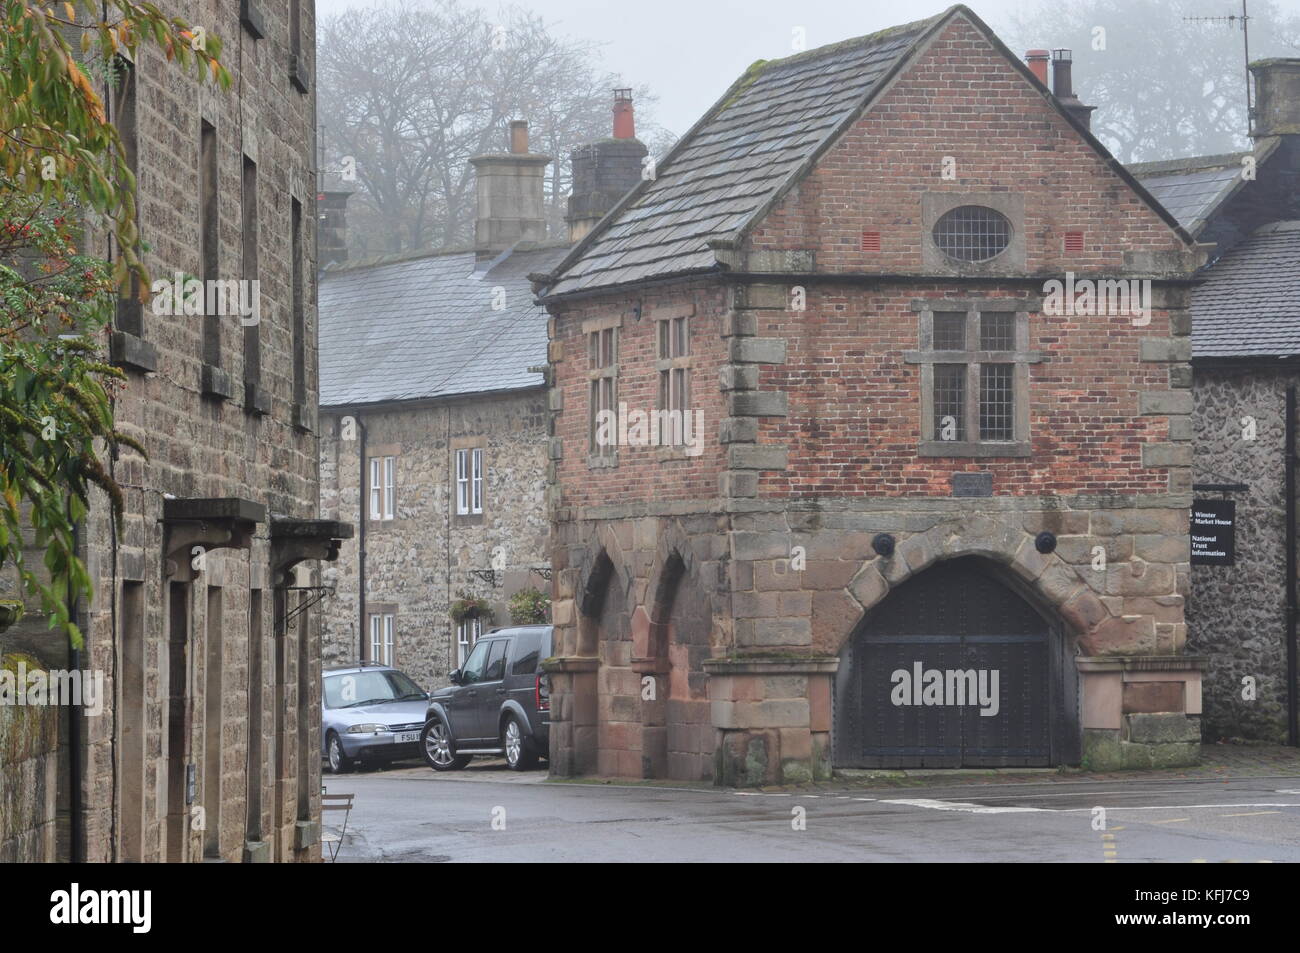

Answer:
[321,791,355,862]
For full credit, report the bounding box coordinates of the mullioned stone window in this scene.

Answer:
[905,300,1043,458]
[584,315,620,467]
[656,314,691,445]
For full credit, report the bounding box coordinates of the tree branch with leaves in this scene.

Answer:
[0,0,227,646]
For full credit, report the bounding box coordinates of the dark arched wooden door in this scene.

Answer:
[835,559,1066,768]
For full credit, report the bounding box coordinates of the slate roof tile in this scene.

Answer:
[1192,221,1300,358]
[1128,148,1277,235]
[541,13,944,297]
[318,243,568,407]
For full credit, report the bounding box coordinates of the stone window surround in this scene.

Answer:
[108,50,158,374]
[584,313,621,469]
[921,192,1027,275]
[904,298,1043,458]
[451,435,488,525]
[653,307,696,462]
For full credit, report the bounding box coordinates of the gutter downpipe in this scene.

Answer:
[69,504,84,861]
[1287,386,1298,746]
[358,415,367,663]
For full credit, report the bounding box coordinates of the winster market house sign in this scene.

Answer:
[1191,500,1236,566]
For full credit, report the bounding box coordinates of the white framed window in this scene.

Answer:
[457,617,482,668]
[369,613,395,665]
[472,448,483,513]
[369,456,395,521]
[456,448,484,515]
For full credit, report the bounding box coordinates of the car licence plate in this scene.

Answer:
[395,732,420,744]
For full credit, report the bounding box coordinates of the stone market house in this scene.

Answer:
[318,109,647,692]
[1,1,350,862]
[533,5,1209,785]
[1131,58,1300,747]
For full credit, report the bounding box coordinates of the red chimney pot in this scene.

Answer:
[509,119,529,154]
[612,88,635,139]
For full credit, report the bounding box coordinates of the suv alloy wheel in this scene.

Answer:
[421,715,471,771]
[503,714,538,770]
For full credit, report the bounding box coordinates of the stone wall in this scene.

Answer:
[549,492,1200,784]
[320,388,550,693]
[1,0,326,862]
[0,655,58,862]
[1190,364,1298,742]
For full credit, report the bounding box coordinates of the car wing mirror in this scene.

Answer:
[448,669,462,685]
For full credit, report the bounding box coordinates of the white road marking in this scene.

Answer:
[879,799,1300,815]
[882,798,1044,814]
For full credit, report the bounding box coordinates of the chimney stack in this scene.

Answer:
[566,89,649,244]
[1024,49,1050,87]
[317,189,352,267]
[469,119,552,256]
[1051,49,1096,130]
[1250,59,1300,138]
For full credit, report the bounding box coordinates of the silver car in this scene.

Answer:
[322,664,431,773]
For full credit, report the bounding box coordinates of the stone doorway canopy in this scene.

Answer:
[162,497,265,581]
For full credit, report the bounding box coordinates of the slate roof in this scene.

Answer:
[1128,140,1280,235]
[318,243,568,407]
[1192,220,1300,359]
[538,11,948,298]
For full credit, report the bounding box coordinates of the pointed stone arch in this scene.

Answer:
[642,517,701,658]
[840,514,1111,659]
[638,519,715,780]
[574,522,634,656]
[837,554,1081,767]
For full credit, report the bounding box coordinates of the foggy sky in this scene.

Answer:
[314,0,1300,138]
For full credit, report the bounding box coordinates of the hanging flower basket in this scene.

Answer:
[0,599,23,633]
[450,594,493,624]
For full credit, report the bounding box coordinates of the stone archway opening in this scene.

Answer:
[835,556,1080,769]
[576,549,616,657]
[638,550,713,781]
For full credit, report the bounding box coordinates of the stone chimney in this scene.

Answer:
[1051,49,1096,130]
[317,188,352,267]
[1251,59,1300,138]
[469,119,552,256]
[566,89,649,244]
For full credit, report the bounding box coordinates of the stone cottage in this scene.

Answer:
[318,107,648,692]
[1,0,349,862]
[533,4,1208,785]
[1131,58,1300,747]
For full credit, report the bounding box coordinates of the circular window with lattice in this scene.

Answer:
[932,206,1012,262]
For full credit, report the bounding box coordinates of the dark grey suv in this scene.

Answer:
[420,625,552,771]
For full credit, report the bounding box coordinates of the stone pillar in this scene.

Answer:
[1078,655,1207,769]
[543,657,599,776]
[703,657,838,786]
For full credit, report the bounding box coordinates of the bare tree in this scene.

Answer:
[319,0,674,257]
[997,0,1300,163]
